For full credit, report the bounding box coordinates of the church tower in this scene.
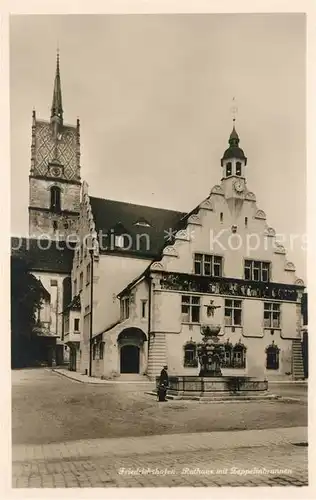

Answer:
[29,52,81,239]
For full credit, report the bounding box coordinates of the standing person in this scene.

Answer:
[158,365,169,402]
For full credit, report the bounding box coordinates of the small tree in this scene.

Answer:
[11,255,48,368]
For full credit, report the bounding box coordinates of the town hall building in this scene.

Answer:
[11,54,307,379]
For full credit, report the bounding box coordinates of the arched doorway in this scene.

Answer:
[117,328,147,375]
[120,345,140,373]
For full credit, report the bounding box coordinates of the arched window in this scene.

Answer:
[50,186,61,212]
[236,162,242,176]
[226,162,232,177]
[183,341,198,367]
[266,342,280,370]
[232,341,247,368]
[222,340,233,368]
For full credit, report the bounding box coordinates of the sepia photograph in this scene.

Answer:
[9,10,308,490]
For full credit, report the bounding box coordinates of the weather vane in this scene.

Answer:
[230,97,238,125]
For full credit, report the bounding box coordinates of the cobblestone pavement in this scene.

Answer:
[12,427,308,488]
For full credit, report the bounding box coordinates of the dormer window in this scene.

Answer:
[226,162,232,177]
[115,235,125,248]
[134,219,151,227]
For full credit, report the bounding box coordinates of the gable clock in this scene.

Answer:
[233,180,244,193]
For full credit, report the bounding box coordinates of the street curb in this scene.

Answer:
[12,426,308,462]
[50,369,155,385]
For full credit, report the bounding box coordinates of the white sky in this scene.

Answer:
[10,13,306,280]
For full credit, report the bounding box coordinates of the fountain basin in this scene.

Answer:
[155,375,269,400]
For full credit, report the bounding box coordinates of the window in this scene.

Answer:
[120,297,130,320]
[50,279,57,287]
[245,217,248,228]
[73,279,77,296]
[222,341,246,368]
[183,342,198,367]
[99,342,105,360]
[79,272,83,291]
[232,343,247,368]
[225,299,242,326]
[74,318,80,332]
[50,186,61,212]
[86,263,91,285]
[181,295,200,323]
[226,162,232,176]
[236,162,242,176]
[220,212,223,223]
[141,300,147,319]
[194,254,223,277]
[115,235,125,248]
[264,302,281,328]
[92,343,97,360]
[245,260,270,282]
[266,342,280,370]
[53,220,58,231]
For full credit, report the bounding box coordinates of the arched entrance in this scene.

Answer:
[120,345,140,373]
[117,328,147,375]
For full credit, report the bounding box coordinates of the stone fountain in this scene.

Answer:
[155,301,271,401]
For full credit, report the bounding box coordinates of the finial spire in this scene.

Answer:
[51,48,63,126]
[230,97,238,126]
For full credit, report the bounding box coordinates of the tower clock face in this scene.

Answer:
[234,180,244,193]
[51,166,61,177]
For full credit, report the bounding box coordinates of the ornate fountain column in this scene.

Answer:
[197,301,225,377]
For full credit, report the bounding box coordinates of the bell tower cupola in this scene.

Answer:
[221,124,247,180]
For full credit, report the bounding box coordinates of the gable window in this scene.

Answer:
[183,342,198,367]
[141,300,147,319]
[236,162,242,176]
[86,263,91,285]
[74,318,80,332]
[181,295,200,323]
[194,254,223,277]
[266,342,280,370]
[225,299,242,326]
[264,302,281,328]
[226,162,232,177]
[50,186,61,212]
[120,297,130,320]
[245,260,270,282]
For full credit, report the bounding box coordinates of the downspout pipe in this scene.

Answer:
[147,276,152,358]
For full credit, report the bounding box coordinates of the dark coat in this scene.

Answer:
[159,368,169,387]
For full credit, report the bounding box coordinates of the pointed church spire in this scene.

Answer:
[51,49,63,125]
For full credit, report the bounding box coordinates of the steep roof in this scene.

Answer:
[89,197,186,258]
[11,237,74,274]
